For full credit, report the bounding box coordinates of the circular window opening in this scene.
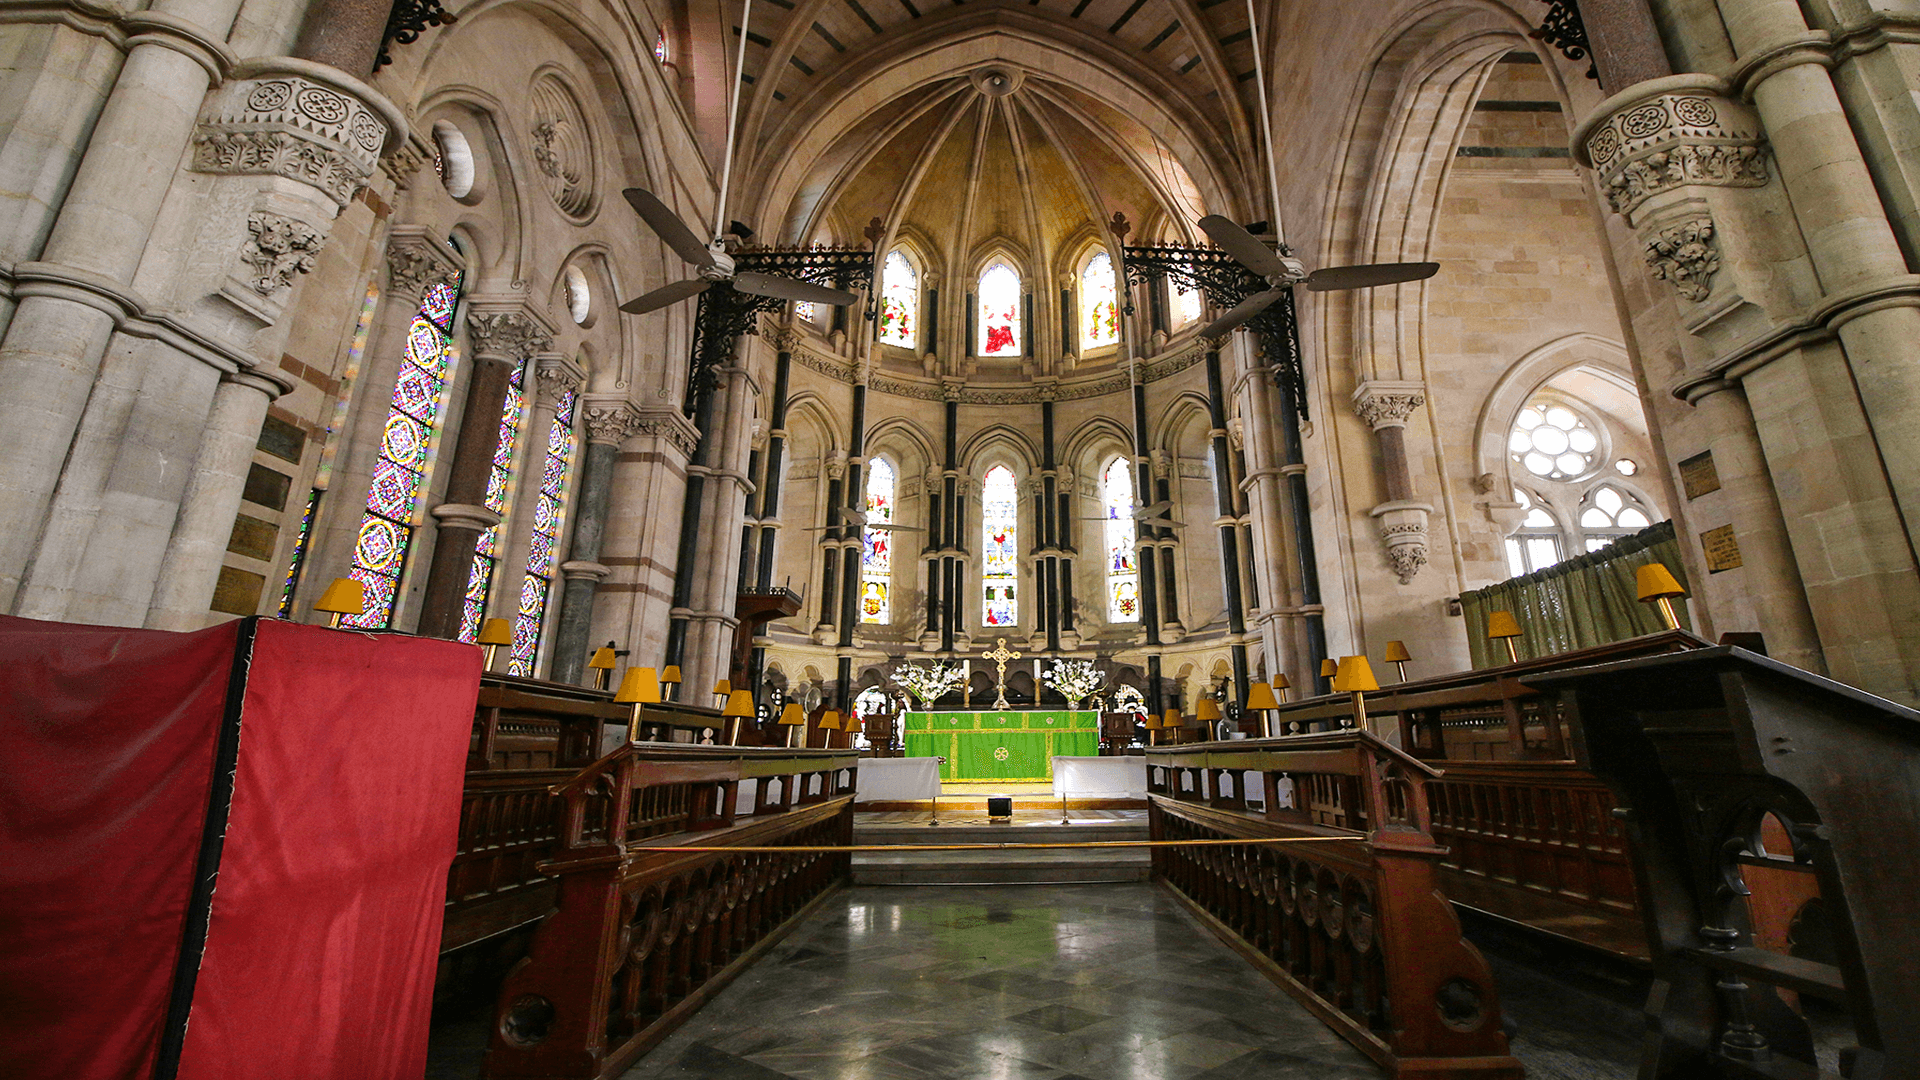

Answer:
[564,265,592,325]
[1615,458,1638,476]
[1509,399,1601,481]
[432,121,475,200]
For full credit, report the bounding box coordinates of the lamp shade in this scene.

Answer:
[1195,698,1223,722]
[818,709,843,730]
[712,679,732,696]
[776,701,805,725]
[1164,708,1184,728]
[1245,682,1282,711]
[313,577,365,615]
[477,618,513,647]
[1487,610,1523,639]
[1636,562,1686,601]
[615,667,662,704]
[1141,712,1162,729]
[1332,655,1380,693]
[843,714,865,734]
[1383,640,1412,663]
[586,646,616,670]
[717,689,754,718]
[660,665,683,684]
[1320,658,1339,678]
[1271,673,1291,691]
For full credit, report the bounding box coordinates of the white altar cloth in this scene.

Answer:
[853,757,943,802]
[1051,756,1148,798]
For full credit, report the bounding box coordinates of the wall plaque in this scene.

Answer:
[1679,451,1721,500]
[1701,524,1742,573]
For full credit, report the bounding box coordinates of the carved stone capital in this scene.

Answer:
[826,452,848,481]
[767,323,802,351]
[1352,381,1426,430]
[385,227,462,301]
[582,400,642,445]
[1644,216,1720,303]
[190,73,392,207]
[1572,76,1769,221]
[240,211,323,297]
[1369,500,1433,585]
[534,355,585,405]
[627,406,701,457]
[465,309,554,362]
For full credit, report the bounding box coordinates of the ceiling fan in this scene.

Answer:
[1077,499,1185,529]
[617,0,859,316]
[799,507,924,533]
[1194,216,1438,339]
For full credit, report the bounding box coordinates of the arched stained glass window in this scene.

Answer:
[459,362,528,642]
[879,251,917,349]
[343,275,462,628]
[507,386,580,674]
[981,464,1019,626]
[1081,251,1118,350]
[860,458,895,624]
[978,262,1021,357]
[1172,280,1202,327]
[1102,456,1140,622]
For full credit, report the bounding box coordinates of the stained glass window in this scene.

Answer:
[1081,252,1119,350]
[654,30,669,63]
[507,386,579,675]
[981,464,1018,626]
[277,488,320,618]
[860,457,895,624]
[794,300,816,324]
[879,251,917,349]
[458,362,527,642]
[343,275,461,628]
[1102,456,1140,622]
[1172,279,1202,327]
[978,262,1021,357]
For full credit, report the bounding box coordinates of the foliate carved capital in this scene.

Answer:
[1351,381,1426,430]
[241,212,323,296]
[534,355,585,404]
[1369,501,1432,586]
[583,401,644,445]
[1644,216,1720,302]
[465,310,554,362]
[826,452,849,481]
[767,324,802,351]
[1573,78,1768,220]
[191,75,390,206]
[385,228,461,301]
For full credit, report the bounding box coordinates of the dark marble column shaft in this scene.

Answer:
[550,437,620,684]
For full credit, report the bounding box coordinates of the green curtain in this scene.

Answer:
[1461,520,1691,668]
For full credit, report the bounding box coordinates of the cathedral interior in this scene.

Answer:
[5,0,1920,1076]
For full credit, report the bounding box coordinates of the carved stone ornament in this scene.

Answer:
[766,324,802,351]
[1576,82,1768,219]
[1370,501,1432,585]
[466,311,554,361]
[1645,217,1720,302]
[534,357,584,404]
[528,74,596,219]
[191,76,390,207]
[584,404,643,445]
[1352,382,1426,431]
[386,235,460,300]
[241,212,323,296]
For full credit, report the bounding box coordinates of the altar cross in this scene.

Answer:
[984,637,1020,709]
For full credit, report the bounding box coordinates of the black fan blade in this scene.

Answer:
[734,272,859,307]
[623,188,716,270]
[618,278,710,314]
[1198,215,1288,277]
[1304,262,1439,292]
[1197,288,1287,338]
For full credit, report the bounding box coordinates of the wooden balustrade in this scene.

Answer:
[481,743,859,1080]
[1148,735,1523,1079]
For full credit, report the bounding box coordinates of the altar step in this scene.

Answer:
[850,815,1151,886]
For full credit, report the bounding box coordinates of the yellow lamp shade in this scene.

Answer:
[1164,708,1184,728]
[712,679,733,696]
[776,701,805,725]
[660,665,683,684]
[1636,562,1686,601]
[843,714,865,733]
[313,577,365,616]
[1332,655,1380,694]
[819,709,843,730]
[587,646,617,670]
[1245,682,1282,711]
[1271,673,1291,691]
[1383,640,1412,663]
[718,689,755,718]
[1195,698,1223,722]
[1320,658,1339,679]
[615,667,662,704]
[477,617,513,647]
[1487,610,1523,639]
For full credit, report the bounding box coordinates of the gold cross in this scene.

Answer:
[984,637,1020,708]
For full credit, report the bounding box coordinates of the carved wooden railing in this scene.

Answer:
[481,744,858,1080]
[1148,734,1523,1079]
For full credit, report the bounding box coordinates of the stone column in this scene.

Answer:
[144,370,291,629]
[1353,381,1432,586]
[551,400,639,684]
[1129,363,1163,654]
[415,307,552,639]
[1150,451,1183,640]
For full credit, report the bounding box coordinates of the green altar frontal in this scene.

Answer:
[902,710,1099,781]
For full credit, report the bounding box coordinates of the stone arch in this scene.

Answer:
[1473,333,1635,496]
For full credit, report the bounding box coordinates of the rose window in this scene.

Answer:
[1510,401,1599,480]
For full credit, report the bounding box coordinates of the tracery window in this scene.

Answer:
[860,458,895,624]
[981,464,1019,626]
[879,250,917,349]
[793,300,816,324]
[1101,456,1140,622]
[1579,485,1651,551]
[1172,279,1202,327]
[343,275,462,628]
[1080,251,1118,350]
[1505,489,1564,577]
[459,361,527,642]
[978,262,1021,357]
[1510,398,1600,480]
[507,385,580,674]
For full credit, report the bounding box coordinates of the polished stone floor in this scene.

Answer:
[618,884,1384,1080]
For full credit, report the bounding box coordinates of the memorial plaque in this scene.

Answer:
[1679,451,1721,500]
[1701,524,1742,573]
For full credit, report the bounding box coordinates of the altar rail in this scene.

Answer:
[481,742,858,1079]
[1148,734,1522,1079]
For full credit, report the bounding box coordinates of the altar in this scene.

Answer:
[902,710,1099,781]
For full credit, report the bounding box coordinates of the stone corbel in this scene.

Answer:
[385,226,463,302]
[1571,75,1769,224]
[534,354,585,405]
[1353,380,1430,584]
[1370,501,1434,586]
[191,59,409,209]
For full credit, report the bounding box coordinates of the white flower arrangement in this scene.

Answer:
[1043,658,1106,708]
[891,661,965,707]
